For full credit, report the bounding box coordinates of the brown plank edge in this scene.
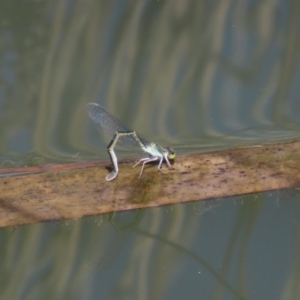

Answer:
[0,139,300,228]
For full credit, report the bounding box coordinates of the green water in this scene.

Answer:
[1,1,300,299]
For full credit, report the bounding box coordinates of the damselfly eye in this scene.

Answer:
[166,147,176,160]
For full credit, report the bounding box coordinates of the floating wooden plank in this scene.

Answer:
[0,140,300,228]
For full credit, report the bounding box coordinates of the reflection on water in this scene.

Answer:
[0,191,299,299]
[0,0,300,164]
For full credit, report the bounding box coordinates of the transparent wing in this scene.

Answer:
[86,103,149,146]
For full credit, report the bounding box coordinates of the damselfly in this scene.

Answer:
[86,103,175,181]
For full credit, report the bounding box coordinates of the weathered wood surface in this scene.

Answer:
[0,140,300,228]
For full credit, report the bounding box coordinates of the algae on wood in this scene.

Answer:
[0,140,300,228]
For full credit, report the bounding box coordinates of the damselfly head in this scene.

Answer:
[166,147,176,160]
